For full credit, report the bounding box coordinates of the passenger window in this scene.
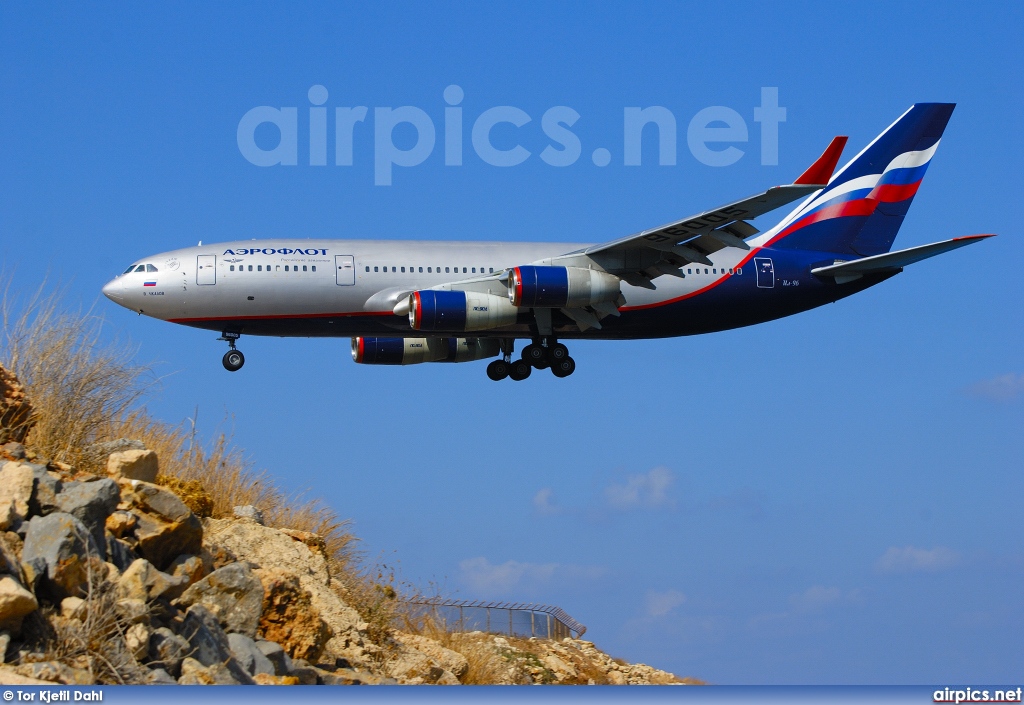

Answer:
[704,268,709,274]
[248,265,252,271]
[401,267,405,273]
[472,267,476,273]
[303,266,307,272]
[230,265,235,271]
[463,267,467,273]
[392,267,396,272]
[427,267,432,273]
[713,269,717,274]
[276,265,280,271]
[418,267,423,273]
[445,267,450,273]
[737,267,742,275]
[365,266,369,272]
[489,268,494,273]
[312,266,316,272]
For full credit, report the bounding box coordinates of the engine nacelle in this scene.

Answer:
[408,290,518,332]
[351,337,499,365]
[509,266,621,308]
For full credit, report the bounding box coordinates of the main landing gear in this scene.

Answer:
[218,332,245,372]
[486,338,575,382]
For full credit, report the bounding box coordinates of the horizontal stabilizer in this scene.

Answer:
[811,234,995,279]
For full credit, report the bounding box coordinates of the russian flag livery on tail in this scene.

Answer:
[764,103,954,257]
[102,103,995,381]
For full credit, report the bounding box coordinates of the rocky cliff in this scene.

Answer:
[0,364,692,686]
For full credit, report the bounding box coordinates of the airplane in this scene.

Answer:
[102,103,993,382]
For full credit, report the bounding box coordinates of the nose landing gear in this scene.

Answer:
[218,332,244,372]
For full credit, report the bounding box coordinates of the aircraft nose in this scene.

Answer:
[101,278,123,302]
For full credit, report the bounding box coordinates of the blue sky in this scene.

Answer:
[2,2,1022,685]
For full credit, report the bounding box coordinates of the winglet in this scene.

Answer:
[794,135,848,185]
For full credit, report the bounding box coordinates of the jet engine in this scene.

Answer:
[508,266,621,308]
[406,290,518,332]
[351,336,500,365]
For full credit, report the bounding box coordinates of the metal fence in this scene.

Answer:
[403,599,587,640]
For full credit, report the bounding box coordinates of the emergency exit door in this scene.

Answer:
[335,255,355,285]
[196,255,216,285]
[754,257,775,289]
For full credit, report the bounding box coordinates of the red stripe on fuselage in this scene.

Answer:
[168,310,392,323]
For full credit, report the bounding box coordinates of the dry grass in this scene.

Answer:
[1,282,151,467]
[0,281,373,619]
[19,549,149,684]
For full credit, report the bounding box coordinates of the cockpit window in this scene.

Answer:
[123,265,136,274]
[134,265,146,273]
[146,264,158,272]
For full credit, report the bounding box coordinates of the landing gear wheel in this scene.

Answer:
[509,359,532,381]
[522,343,547,368]
[222,349,245,372]
[551,356,575,378]
[548,343,569,363]
[486,359,510,381]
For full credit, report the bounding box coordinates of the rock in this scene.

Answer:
[118,558,189,602]
[145,667,177,684]
[0,664,50,684]
[115,599,149,624]
[28,466,62,517]
[177,562,263,637]
[287,659,318,685]
[2,443,26,460]
[255,639,293,676]
[204,519,364,662]
[0,463,35,530]
[0,534,23,579]
[21,512,104,600]
[254,568,329,663]
[318,667,386,685]
[178,605,254,684]
[253,673,300,685]
[177,656,247,685]
[147,627,189,677]
[122,481,202,570]
[607,669,627,685]
[168,554,204,586]
[233,505,264,524]
[14,660,93,685]
[105,510,137,538]
[107,450,158,483]
[60,596,85,620]
[0,576,36,633]
[0,364,33,445]
[81,439,146,468]
[56,478,120,553]
[125,622,151,660]
[385,642,450,683]
[105,536,137,572]
[228,632,275,676]
[542,653,578,681]
[395,632,468,679]
[0,630,9,662]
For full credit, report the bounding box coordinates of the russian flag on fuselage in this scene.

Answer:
[767,103,954,257]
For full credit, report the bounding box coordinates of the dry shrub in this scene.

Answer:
[19,551,149,684]
[0,282,150,467]
[154,473,214,518]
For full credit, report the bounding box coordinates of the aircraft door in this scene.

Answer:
[335,255,355,285]
[196,255,216,285]
[754,257,775,289]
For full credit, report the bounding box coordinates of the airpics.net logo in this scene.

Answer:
[237,85,788,186]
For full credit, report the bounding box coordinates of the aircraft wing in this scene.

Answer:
[552,136,848,287]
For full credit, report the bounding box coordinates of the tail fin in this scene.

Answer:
[769,103,955,256]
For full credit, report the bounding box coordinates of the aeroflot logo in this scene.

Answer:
[223,247,328,256]
[237,85,788,186]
